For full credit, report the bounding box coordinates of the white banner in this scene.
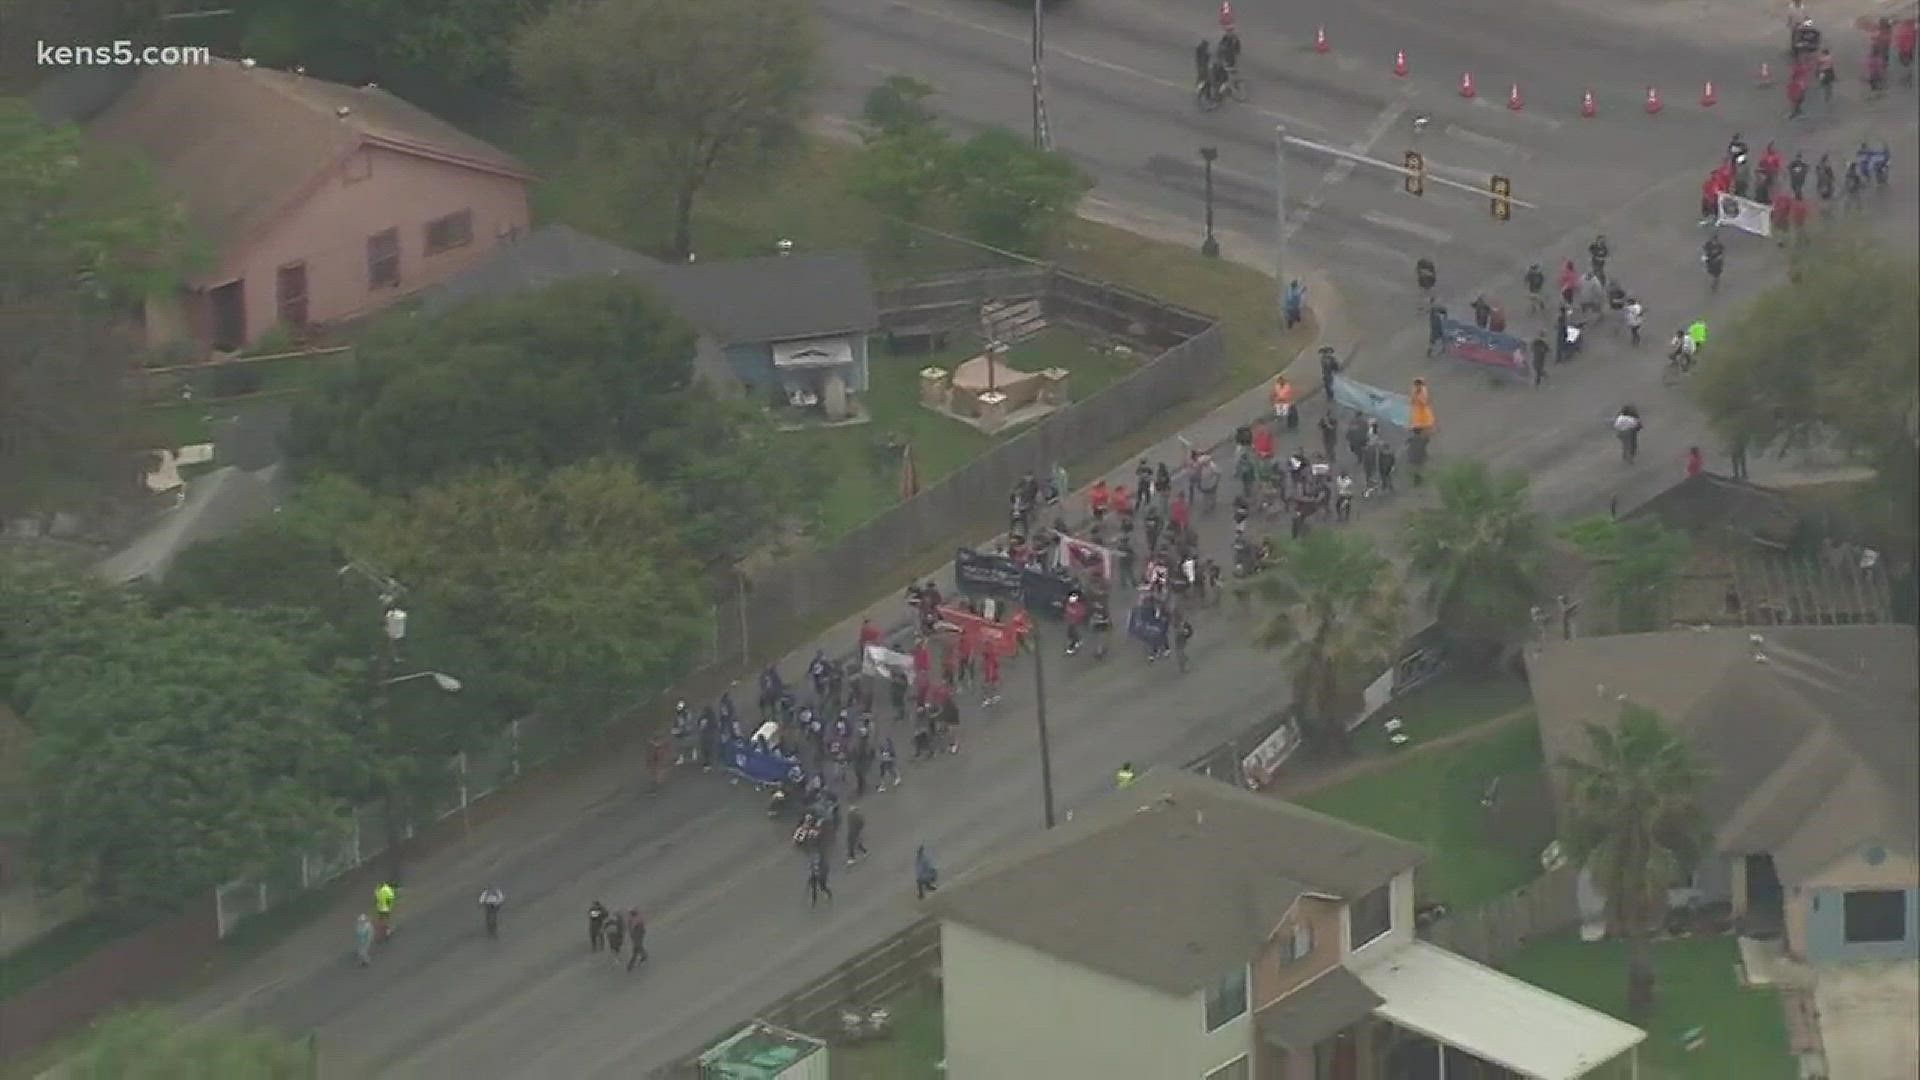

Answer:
[861,644,913,678]
[1241,720,1302,790]
[1715,193,1771,238]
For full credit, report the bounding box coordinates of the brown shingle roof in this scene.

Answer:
[1257,967,1383,1050]
[83,59,530,255]
[1526,625,1919,883]
[926,770,1425,996]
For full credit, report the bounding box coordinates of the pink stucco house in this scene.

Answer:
[50,59,533,351]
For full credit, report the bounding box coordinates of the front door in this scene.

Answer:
[276,262,308,330]
[209,280,246,351]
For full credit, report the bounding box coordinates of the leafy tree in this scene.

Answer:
[0,99,201,303]
[862,75,938,135]
[234,0,556,88]
[849,118,953,226]
[0,549,143,713]
[290,278,811,560]
[513,0,816,259]
[26,603,359,908]
[67,1006,314,1079]
[1243,530,1404,756]
[944,129,1088,254]
[0,293,143,520]
[1563,516,1690,633]
[1403,461,1544,668]
[1557,703,1708,1021]
[290,277,697,489]
[1693,235,1920,527]
[354,459,713,731]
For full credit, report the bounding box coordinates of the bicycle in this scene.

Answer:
[1224,65,1248,102]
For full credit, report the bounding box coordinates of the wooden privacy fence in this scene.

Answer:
[650,918,942,1078]
[1420,863,1583,966]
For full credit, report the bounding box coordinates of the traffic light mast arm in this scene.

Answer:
[1282,133,1539,209]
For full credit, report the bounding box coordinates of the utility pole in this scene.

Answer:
[1031,0,1052,149]
[1273,124,1289,329]
[1032,620,1056,828]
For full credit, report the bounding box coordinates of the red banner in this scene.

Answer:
[935,605,1029,658]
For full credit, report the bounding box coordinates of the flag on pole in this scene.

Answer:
[900,441,919,500]
[1715,193,1771,237]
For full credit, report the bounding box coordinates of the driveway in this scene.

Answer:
[1815,961,1920,1080]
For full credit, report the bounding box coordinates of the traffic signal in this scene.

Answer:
[1404,151,1425,196]
[1490,175,1513,221]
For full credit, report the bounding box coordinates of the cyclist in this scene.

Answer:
[1218,27,1242,96]
[479,886,505,938]
[1195,39,1213,99]
[1209,56,1231,103]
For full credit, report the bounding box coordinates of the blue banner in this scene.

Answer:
[1330,375,1412,429]
[1441,320,1531,376]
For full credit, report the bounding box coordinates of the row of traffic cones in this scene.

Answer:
[1306,24,1730,117]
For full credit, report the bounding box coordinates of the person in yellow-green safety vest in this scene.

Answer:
[1115,763,1137,788]
[373,881,397,942]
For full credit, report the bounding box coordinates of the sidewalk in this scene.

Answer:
[164,108,1909,1075]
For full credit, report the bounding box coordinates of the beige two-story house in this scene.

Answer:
[35,59,532,351]
[930,769,1645,1080]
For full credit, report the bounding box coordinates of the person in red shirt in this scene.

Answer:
[858,618,881,650]
[1897,19,1917,81]
[1786,69,1807,118]
[1063,592,1088,655]
[1788,195,1811,235]
[1771,189,1793,240]
[1701,170,1727,225]
[1250,422,1275,461]
[1169,492,1190,539]
[1089,478,1109,522]
[1758,142,1783,184]
[1557,259,1579,304]
[1685,446,1704,478]
[1110,481,1132,523]
[979,643,1002,707]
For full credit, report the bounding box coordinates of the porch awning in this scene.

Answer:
[772,337,853,368]
[1348,941,1646,1080]
[1257,967,1382,1050]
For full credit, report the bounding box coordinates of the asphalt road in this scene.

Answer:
[175,2,1918,1076]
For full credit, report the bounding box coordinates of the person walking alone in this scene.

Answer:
[809,852,834,907]
[373,881,397,943]
[915,846,940,899]
[845,804,869,865]
[478,886,505,939]
[354,913,375,967]
[625,910,648,970]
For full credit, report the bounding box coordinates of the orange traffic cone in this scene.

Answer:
[1644,85,1662,114]
[1507,82,1523,110]
[1314,26,1330,54]
[1580,89,1597,118]
[1394,49,1408,77]
[1756,61,1774,86]
[1218,1,1234,30]
[1459,71,1476,98]
[1700,79,1718,106]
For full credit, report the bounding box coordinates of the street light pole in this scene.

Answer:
[1273,124,1289,327]
[1032,619,1057,829]
[1031,0,1051,149]
[1200,147,1220,258]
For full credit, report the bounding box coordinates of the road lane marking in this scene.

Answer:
[1361,210,1456,245]
[1443,123,1532,160]
[1286,98,1409,240]
[885,0,1328,135]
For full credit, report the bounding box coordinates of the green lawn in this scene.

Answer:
[831,985,945,1080]
[790,325,1141,536]
[1301,715,1544,909]
[1501,934,1798,1080]
[1347,675,1533,758]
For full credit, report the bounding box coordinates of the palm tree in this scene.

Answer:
[1243,530,1403,756]
[1402,461,1544,669]
[1556,703,1709,1022]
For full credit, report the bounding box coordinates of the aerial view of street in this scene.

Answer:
[2,0,1915,1077]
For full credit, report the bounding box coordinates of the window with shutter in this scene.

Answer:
[367,227,400,289]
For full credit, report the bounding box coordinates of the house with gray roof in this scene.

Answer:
[425,225,879,420]
[1528,623,1919,964]
[927,769,1644,1080]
